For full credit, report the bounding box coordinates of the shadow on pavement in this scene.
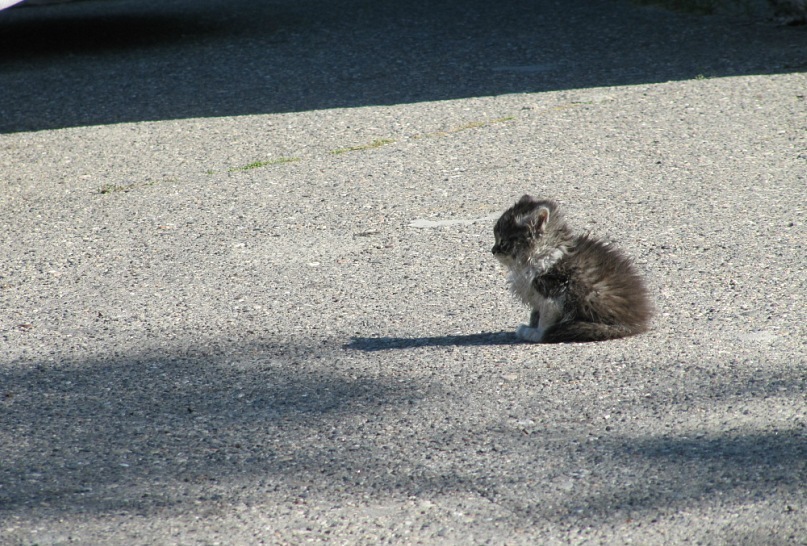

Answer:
[0,0,804,133]
[346,331,521,351]
[0,341,431,514]
[2,338,804,526]
[568,431,805,519]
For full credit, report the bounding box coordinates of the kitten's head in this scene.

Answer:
[491,195,564,265]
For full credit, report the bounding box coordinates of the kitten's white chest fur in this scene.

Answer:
[507,265,541,308]
[506,250,565,341]
[506,249,562,304]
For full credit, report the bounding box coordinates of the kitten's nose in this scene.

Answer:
[491,244,499,254]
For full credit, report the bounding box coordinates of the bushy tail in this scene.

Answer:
[541,321,647,343]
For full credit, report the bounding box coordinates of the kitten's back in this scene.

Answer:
[542,235,652,342]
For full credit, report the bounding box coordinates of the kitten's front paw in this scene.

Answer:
[516,324,544,343]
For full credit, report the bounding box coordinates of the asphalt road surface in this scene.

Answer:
[1,0,805,544]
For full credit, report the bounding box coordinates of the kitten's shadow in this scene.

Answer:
[345,331,520,352]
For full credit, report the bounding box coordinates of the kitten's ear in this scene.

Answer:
[518,194,538,204]
[529,206,551,233]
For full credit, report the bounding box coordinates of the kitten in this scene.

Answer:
[492,195,653,343]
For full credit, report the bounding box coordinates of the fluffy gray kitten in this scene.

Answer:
[492,195,653,343]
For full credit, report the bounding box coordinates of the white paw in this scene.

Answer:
[516,324,544,343]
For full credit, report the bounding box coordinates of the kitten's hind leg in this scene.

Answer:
[541,321,640,343]
[529,309,540,327]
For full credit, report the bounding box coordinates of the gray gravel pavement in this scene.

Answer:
[1,0,806,544]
